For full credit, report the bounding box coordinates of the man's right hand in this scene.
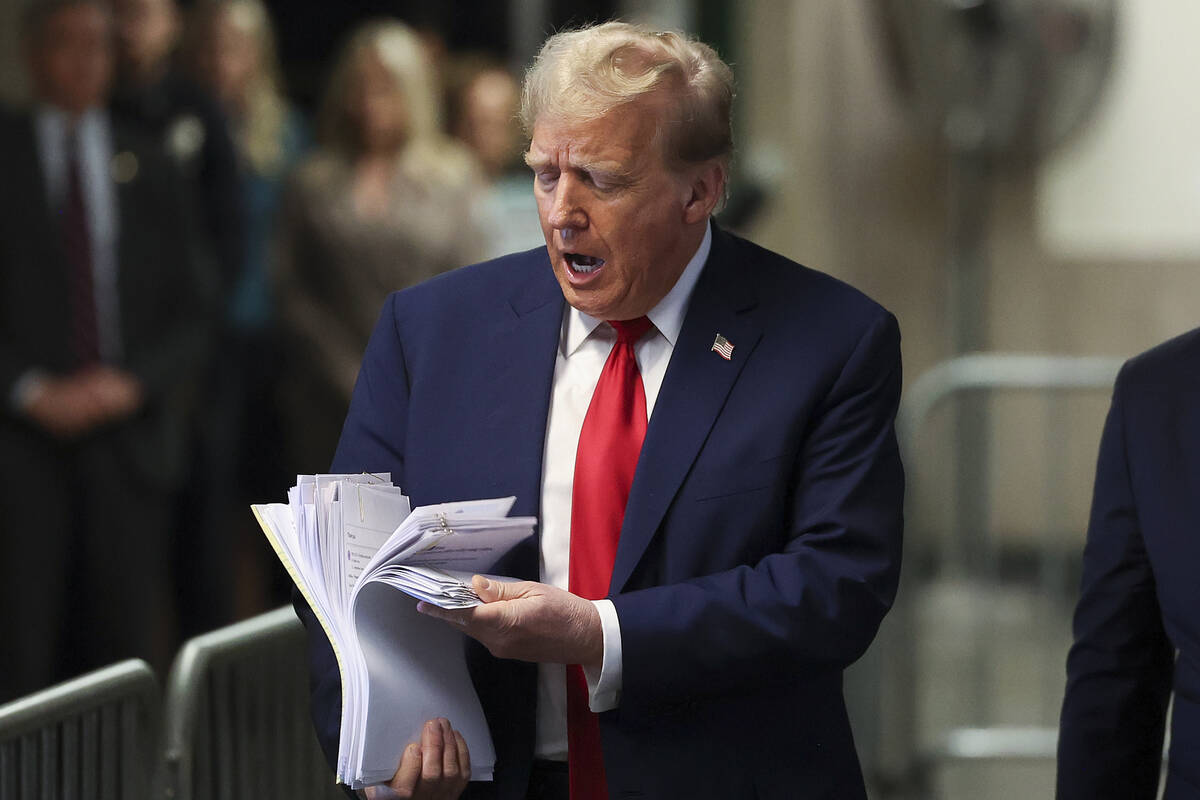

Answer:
[363,718,470,800]
[24,367,144,438]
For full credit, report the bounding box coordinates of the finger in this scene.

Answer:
[388,742,422,795]
[416,602,474,628]
[455,729,471,783]
[471,575,499,602]
[472,576,533,603]
[440,718,459,781]
[421,718,443,782]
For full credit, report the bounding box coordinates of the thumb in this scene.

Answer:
[472,575,517,602]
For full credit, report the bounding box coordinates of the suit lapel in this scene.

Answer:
[12,116,64,272]
[610,227,763,594]
[10,115,71,363]
[475,257,564,524]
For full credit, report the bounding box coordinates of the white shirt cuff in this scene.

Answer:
[10,369,48,413]
[584,598,622,712]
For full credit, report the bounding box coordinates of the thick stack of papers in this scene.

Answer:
[252,474,536,789]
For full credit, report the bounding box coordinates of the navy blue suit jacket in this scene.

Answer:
[1059,327,1200,799]
[299,225,904,799]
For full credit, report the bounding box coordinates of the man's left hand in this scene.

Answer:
[418,577,603,670]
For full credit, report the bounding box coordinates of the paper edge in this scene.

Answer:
[251,503,352,783]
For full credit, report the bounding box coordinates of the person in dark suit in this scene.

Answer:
[0,0,212,702]
[108,0,247,640]
[1058,327,1200,799]
[298,21,904,800]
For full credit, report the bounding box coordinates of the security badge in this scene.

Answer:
[711,333,734,360]
[110,151,139,184]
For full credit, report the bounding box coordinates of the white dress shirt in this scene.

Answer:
[533,222,712,760]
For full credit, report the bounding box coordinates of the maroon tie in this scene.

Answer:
[567,316,653,800]
[63,131,100,367]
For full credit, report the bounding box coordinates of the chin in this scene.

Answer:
[560,289,610,319]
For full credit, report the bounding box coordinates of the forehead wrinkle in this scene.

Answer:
[529,113,652,183]
[525,142,628,173]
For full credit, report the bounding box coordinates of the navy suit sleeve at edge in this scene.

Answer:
[293,292,411,788]
[1056,365,1173,800]
[612,310,904,717]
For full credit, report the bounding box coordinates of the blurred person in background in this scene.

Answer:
[109,0,242,289]
[445,55,543,259]
[183,0,306,340]
[181,0,307,615]
[109,0,245,638]
[110,0,243,287]
[275,18,485,475]
[446,56,521,181]
[0,0,212,701]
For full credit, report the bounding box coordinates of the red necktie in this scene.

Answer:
[567,316,653,800]
[63,131,100,367]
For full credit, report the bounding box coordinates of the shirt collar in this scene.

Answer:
[36,104,105,138]
[562,220,713,356]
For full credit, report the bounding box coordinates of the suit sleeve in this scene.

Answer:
[294,291,410,778]
[611,310,904,715]
[1056,366,1173,800]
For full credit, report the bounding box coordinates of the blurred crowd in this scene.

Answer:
[0,0,544,703]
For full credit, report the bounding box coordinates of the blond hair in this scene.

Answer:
[319,20,439,154]
[183,0,289,175]
[315,19,477,187]
[520,21,734,170]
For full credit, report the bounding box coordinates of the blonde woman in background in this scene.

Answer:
[182,0,308,618]
[276,19,486,473]
[185,0,308,334]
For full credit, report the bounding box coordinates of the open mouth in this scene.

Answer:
[565,253,606,274]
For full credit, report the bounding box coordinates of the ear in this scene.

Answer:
[681,160,726,225]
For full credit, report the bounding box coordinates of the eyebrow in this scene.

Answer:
[524,151,635,184]
[523,151,549,170]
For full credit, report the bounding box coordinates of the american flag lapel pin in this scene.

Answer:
[711,333,734,360]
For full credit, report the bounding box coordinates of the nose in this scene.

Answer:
[547,175,587,232]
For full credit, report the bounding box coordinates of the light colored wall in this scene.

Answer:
[737,0,1200,544]
[1039,0,1200,260]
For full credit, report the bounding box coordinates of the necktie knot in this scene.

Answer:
[608,316,652,346]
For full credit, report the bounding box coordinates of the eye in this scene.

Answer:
[585,172,617,192]
[535,169,559,189]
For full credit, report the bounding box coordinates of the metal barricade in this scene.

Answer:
[159,606,344,800]
[848,353,1124,798]
[908,353,1122,792]
[0,659,159,800]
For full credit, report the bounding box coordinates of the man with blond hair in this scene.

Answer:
[298,21,904,800]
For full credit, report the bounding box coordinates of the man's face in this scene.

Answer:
[527,97,703,321]
[28,4,113,114]
[110,0,178,79]
[459,70,519,177]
